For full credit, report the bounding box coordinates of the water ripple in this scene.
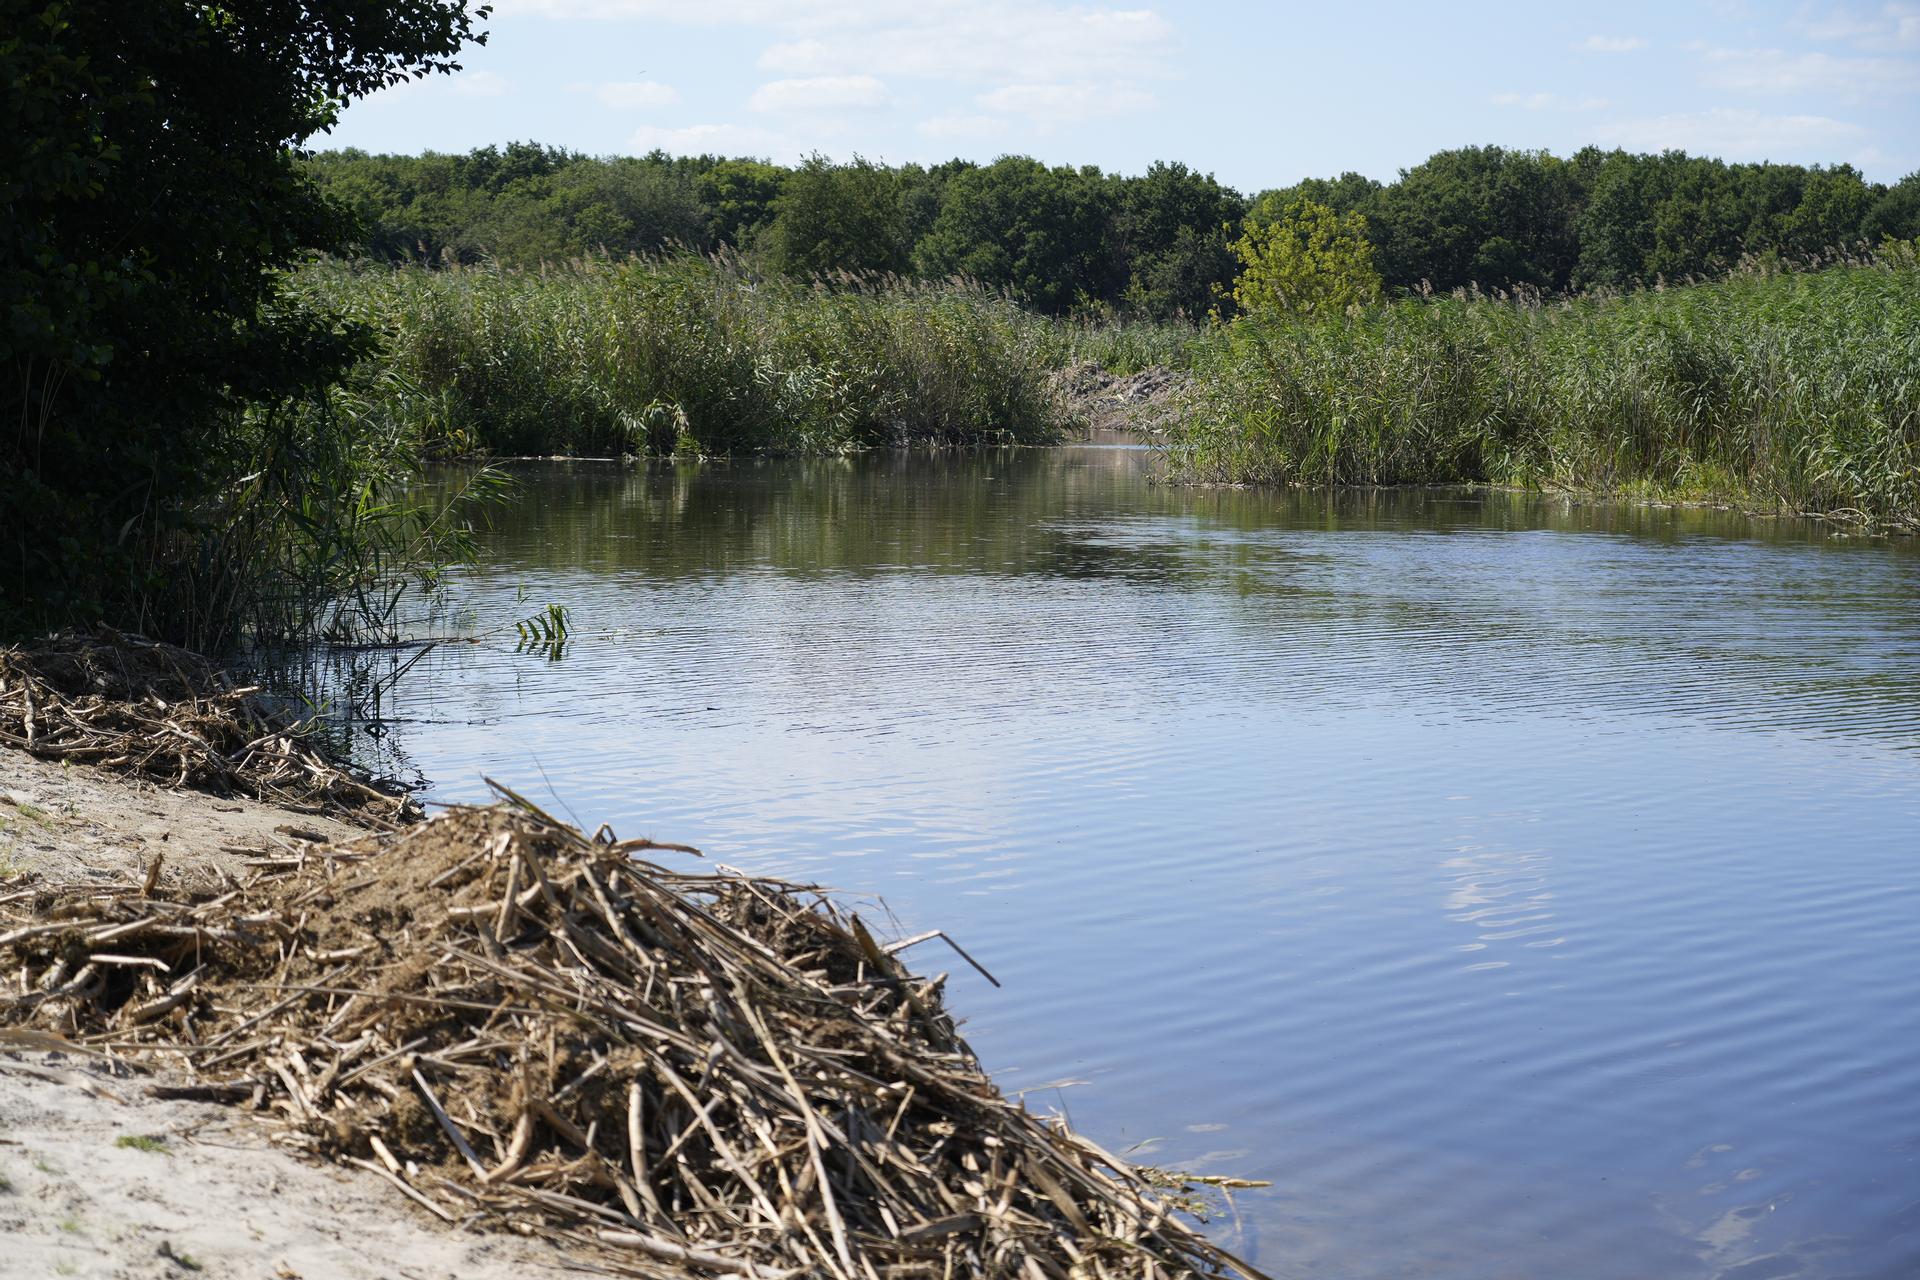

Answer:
[338,453,1920,1279]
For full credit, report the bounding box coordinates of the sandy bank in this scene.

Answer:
[1,634,1255,1280]
[0,754,569,1279]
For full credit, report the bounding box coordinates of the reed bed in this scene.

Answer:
[291,255,1072,457]
[0,631,417,826]
[0,789,1263,1280]
[1162,257,1920,527]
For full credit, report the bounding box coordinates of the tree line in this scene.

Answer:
[308,143,1920,318]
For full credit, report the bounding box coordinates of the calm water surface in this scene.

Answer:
[364,450,1920,1280]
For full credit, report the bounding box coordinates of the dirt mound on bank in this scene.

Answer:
[0,630,417,827]
[1050,362,1191,435]
[0,789,1262,1280]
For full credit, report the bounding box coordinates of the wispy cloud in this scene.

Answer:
[755,6,1174,84]
[628,121,798,159]
[1492,92,1611,112]
[581,80,680,109]
[748,75,891,113]
[1701,48,1919,96]
[455,71,514,97]
[1798,2,1920,50]
[974,82,1154,124]
[1595,106,1869,159]
[917,113,1008,139]
[497,0,1175,90]
[1583,35,1647,53]
[364,68,513,103]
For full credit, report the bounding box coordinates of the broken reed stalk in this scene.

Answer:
[0,787,1267,1280]
[0,629,417,827]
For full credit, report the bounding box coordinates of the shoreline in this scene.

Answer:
[0,751,575,1280]
[0,636,1259,1280]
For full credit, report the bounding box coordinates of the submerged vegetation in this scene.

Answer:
[1163,253,1920,526]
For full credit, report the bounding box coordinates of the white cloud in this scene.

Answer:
[496,0,1176,85]
[454,71,514,97]
[748,75,891,113]
[1491,92,1610,112]
[1583,35,1647,52]
[496,0,790,18]
[1799,3,1920,50]
[586,80,681,109]
[1595,107,1869,159]
[362,68,512,103]
[755,5,1174,83]
[917,113,1009,139]
[628,122,799,159]
[1701,48,1919,96]
[975,82,1154,123]
[491,0,1174,152]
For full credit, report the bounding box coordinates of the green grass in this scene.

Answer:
[288,250,1919,528]
[1160,253,1920,527]
[290,252,1072,457]
[114,1134,171,1155]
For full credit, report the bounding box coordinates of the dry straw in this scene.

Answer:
[0,639,1266,1280]
[0,630,418,827]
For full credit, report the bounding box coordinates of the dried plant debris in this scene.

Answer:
[0,788,1265,1280]
[0,630,417,826]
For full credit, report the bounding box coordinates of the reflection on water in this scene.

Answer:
[360,451,1920,1280]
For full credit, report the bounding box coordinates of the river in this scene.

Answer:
[350,447,1920,1279]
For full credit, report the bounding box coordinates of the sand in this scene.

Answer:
[0,751,572,1280]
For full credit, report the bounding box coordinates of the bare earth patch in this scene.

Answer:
[0,752,357,890]
[0,1057,568,1280]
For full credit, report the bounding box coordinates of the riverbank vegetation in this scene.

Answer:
[1162,252,1920,527]
[291,240,1920,526]
[11,1,1919,653]
[309,142,1920,314]
[1,1,493,650]
[292,254,1071,455]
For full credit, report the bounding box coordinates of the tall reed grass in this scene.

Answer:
[1162,254,1920,526]
[290,254,1071,456]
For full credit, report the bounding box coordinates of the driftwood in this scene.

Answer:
[0,786,1266,1280]
[0,629,418,826]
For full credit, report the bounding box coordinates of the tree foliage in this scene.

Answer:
[763,154,911,278]
[2,0,486,638]
[1230,198,1382,318]
[913,157,1120,313]
[306,143,1907,316]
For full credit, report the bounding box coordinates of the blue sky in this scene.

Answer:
[324,1,1920,187]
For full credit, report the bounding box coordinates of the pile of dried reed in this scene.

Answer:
[0,786,1264,1280]
[0,629,417,826]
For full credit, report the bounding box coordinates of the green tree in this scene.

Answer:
[1367,146,1585,291]
[552,157,709,256]
[1113,162,1245,320]
[1864,172,1920,243]
[913,157,1118,313]
[1783,166,1875,256]
[1,0,487,637]
[698,157,787,250]
[762,154,910,278]
[1229,198,1382,318]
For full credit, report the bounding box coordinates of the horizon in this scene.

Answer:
[319,0,1920,188]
